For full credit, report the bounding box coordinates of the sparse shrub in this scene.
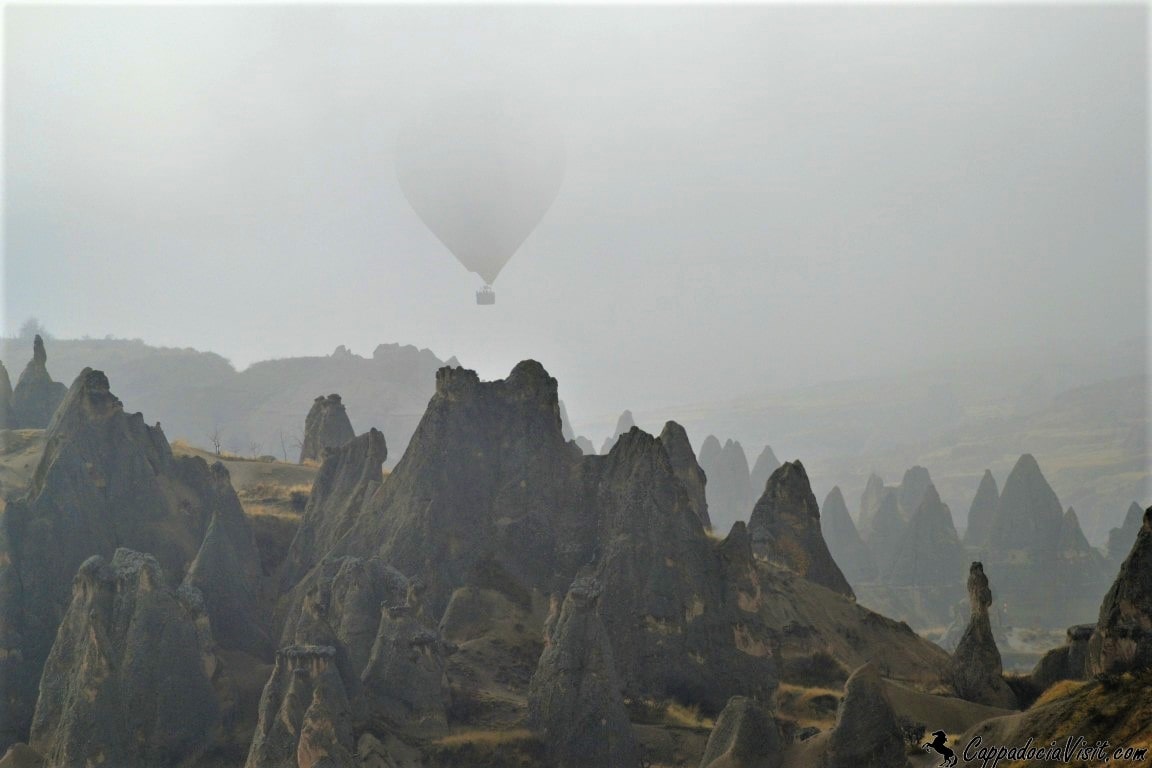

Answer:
[289,490,309,512]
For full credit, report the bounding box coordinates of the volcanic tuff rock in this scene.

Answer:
[749,445,781,499]
[8,336,67,429]
[574,435,595,455]
[244,646,356,768]
[819,487,877,584]
[858,473,889,537]
[950,562,1017,709]
[30,550,220,768]
[299,394,356,463]
[697,696,783,768]
[280,429,387,590]
[963,470,1000,548]
[884,484,965,588]
[1106,502,1144,567]
[600,409,636,455]
[823,663,907,768]
[980,454,1101,627]
[0,369,253,750]
[747,461,854,598]
[702,438,754,536]
[183,461,271,659]
[271,362,953,735]
[0,361,12,428]
[527,577,640,768]
[659,420,711,529]
[865,491,905,581]
[896,466,933,520]
[558,399,575,441]
[1031,624,1093,691]
[1088,506,1152,676]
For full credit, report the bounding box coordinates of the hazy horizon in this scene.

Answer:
[6,4,1148,427]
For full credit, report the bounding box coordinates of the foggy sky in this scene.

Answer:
[5,4,1148,428]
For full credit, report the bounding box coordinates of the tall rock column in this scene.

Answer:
[950,562,1017,709]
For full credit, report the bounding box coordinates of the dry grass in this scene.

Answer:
[1033,678,1089,707]
[628,698,714,730]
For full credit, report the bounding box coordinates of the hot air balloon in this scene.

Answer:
[395,89,565,304]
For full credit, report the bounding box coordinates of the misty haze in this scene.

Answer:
[2,3,1149,768]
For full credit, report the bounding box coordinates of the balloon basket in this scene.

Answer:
[476,286,496,305]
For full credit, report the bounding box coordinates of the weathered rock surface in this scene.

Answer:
[0,369,253,749]
[987,453,1064,554]
[1031,624,1093,691]
[660,420,711,529]
[29,550,220,768]
[280,429,387,590]
[1106,501,1144,568]
[824,663,907,768]
[574,435,595,455]
[697,696,782,768]
[527,577,640,768]
[1088,506,1152,676]
[245,645,355,768]
[299,394,356,463]
[8,337,66,429]
[600,409,636,455]
[183,462,271,659]
[749,445,781,499]
[747,461,853,598]
[819,487,877,585]
[558,399,575,441]
[951,562,1017,709]
[963,470,1000,548]
[884,484,965,588]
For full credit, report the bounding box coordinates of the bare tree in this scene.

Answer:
[278,429,290,462]
[248,441,263,459]
[208,426,222,456]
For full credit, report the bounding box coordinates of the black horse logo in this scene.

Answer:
[922,730,957,767]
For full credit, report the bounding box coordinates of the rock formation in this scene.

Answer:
[280,429,387,590]
[527,577,640,768]
[558,399,575,440]
[749,445,781,499]
[857,473,888,536]
[895,466,932,517]
[1031,624,1093,691]
[824,663,907,768]
[1088,506,1152,676]
[659,420,711,529]
[697,696,782,768]
[863,490,905,579]
[1106,501,1144,568]
[963,470,1000,548]
[183,461,271,659]
[245,645,356,768]
[701,438,754,534]
[884,484,965,588]
[8,336,66,429]
[0,360,12,428]
[299,394,355,463]
[980,454,1103,627]
[574,435,595,455]
[951,562,1017,709]
[600,409,636,455]
[29,550,220,768]
[819,486,877,584]
[747,461,854,598]
[0,369,255,749]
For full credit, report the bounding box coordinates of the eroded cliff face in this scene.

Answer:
[1089,506,1152,676]
[0,369,258,749]
[527,577,639,768]
[29,549,221,768]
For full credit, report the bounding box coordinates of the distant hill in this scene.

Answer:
[0,337,449,467]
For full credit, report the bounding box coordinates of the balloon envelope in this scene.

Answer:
[395,90,565,286]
